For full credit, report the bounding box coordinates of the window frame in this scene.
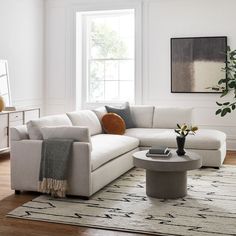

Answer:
[76,2,142,109]
[83,10,135,103]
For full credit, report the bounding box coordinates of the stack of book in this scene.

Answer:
[146,147,170,157]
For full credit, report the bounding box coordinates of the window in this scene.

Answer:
[79,10,135,103]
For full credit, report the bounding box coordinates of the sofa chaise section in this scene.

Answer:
[125,128,226,167]
[124,106,227,167]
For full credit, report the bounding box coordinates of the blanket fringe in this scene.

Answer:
[38,178,67,198]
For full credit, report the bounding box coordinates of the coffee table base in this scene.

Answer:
[146,170,187,199]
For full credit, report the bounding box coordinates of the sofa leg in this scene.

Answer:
[67,194,90,200]
[15,190,21,195]
[79,196,90,200]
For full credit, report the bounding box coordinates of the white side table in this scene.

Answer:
[0,108,40,152]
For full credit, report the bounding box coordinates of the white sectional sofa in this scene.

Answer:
[10,106,226,198]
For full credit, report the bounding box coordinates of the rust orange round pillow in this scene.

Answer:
[101,113,126,135]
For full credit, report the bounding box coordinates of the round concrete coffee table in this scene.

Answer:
[133,150,202,199]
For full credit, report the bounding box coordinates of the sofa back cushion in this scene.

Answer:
[41,126,91,143]
[153,107,193,129]
[130,105,154,128]
[27,114,72,140]
[105,102,135,128]
[67,110,102,136]
[93,107,107,122]
[10,125,29,141]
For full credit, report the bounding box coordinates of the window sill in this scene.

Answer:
[82,101,135,109]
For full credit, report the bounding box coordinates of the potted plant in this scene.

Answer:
[207,47,236,117]
[174,124,198,156]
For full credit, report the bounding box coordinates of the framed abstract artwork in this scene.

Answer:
[171,36,227,93]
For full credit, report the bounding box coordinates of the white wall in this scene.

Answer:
[0,0,44,110]
[142,0,236,150]
[44,0,141,115]
[44,0,236,150]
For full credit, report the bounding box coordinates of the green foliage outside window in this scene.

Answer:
[90,23,128,59]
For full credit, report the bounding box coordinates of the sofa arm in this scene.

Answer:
[68,141,92,196]
[10,125,29,141]
[10,140,92,197]
[11,140,43,191]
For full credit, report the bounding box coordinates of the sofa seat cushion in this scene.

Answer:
[125,128,169,147]
[125,128,226,150]
[91,134,139,171]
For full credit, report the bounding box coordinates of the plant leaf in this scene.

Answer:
[215,109,222,115]
[174,130,180,135]
[218,79,227,84]
[181,125,187,131]
[221,108,228,117]
[220,90,228,97]
[212,87,220,91]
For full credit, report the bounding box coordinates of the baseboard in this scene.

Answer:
[227,140,236,151]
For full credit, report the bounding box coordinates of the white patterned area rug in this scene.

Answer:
[7,166,236,236]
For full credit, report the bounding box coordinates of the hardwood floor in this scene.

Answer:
[0,151,236,236]
[222,151,236,165]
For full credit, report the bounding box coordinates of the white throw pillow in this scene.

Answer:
[153,107,193,128]
[67,110,102,136]
[41,126,91,143]
[27,114,72,140]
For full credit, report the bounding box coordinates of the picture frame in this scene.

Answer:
[171,36,227,93]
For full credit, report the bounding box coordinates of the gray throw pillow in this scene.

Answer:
[105,102,136,129]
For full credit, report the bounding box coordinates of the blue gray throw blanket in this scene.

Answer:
[38,139,73,197]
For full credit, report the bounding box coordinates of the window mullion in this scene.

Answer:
[103,60,106,101]
[118,60,120,100]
